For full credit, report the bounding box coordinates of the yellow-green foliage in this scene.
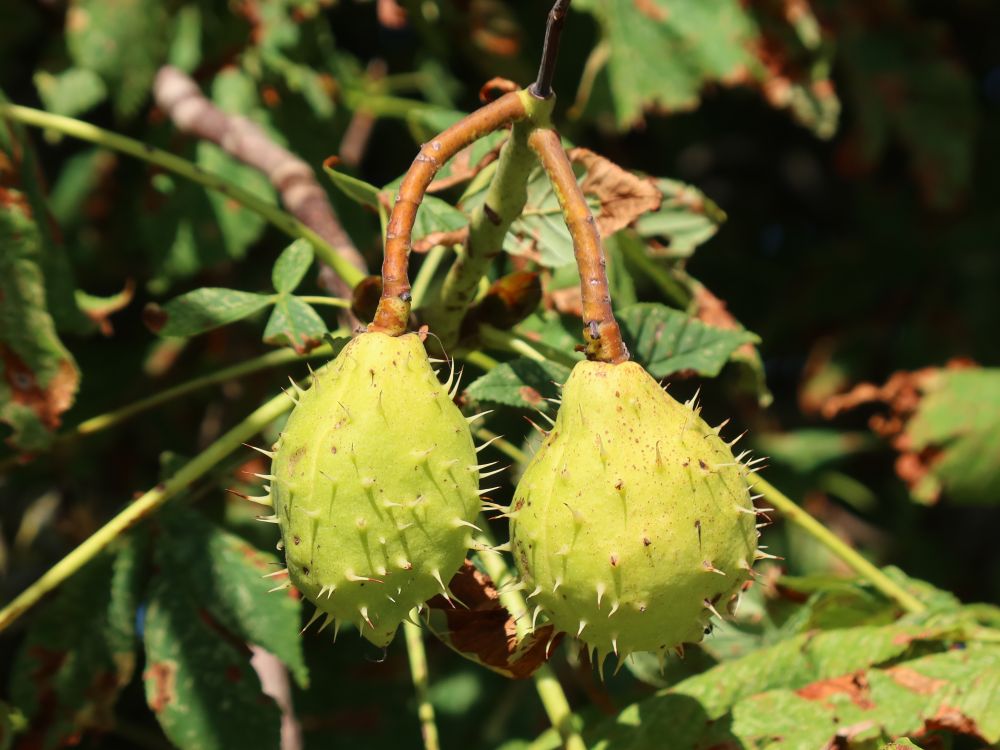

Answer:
[268,332,480,646]
[510,360,759,667]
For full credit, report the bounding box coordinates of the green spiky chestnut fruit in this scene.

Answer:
[509,360,759,668]
[266,332,481,646]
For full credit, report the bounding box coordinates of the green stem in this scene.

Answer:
[411,244,450,308]
[479,325,579,369]
[293,296,352,308]
[0,385,304,631]
[404,613,441,750]
[0,342,342,474]
[426,114,542,345]
[341,90,437,120]
[477,532,585,750]
[753,475,927,613]
[457,349,501,372]
[0,103,365,288]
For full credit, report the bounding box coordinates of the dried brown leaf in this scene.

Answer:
[426,561,560,680]
[568,147,663,237]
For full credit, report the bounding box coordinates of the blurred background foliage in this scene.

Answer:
[1,0,999,748]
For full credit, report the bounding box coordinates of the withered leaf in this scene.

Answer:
[425,561,561,680]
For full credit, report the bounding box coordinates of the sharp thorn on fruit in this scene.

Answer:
[702,560,727,576]
[703,599,723,619]
[524,417,548,437]
[535,409,556,427]
[301,608,324,634]
[359,606,374,630]
[449,366,464,400]
[476,435,503,453]
[243,443,275,459]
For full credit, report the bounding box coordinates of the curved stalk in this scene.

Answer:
[0,383,307,631]
[369,91,530,335]
[529,129,628,364]
[0,103,365,288]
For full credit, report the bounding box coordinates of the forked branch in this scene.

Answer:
[529,129,629,364]
[369,91,529,335]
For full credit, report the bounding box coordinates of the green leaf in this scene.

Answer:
[905,368,1000,504]
[772,579,899,635]
[32,67,107,117]
[518,312,586,356]
[0,121,81,450]
[635,179,726,257]
[263,295,327,353]
[574,0,839,136]
[9,543,141,750]
[575,0,756,127]
[166,4,202,73]
[465,359,571,411]
[730,645,1000,747]
[143,542,282,750]
[616,303,759,379]
[198,141,273,256]
[271,239,314,293]
[149,288,272,338]
[590,622,975,750]
[323,163,380,208]
[66,0,169,117]
[159,507,307,688]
